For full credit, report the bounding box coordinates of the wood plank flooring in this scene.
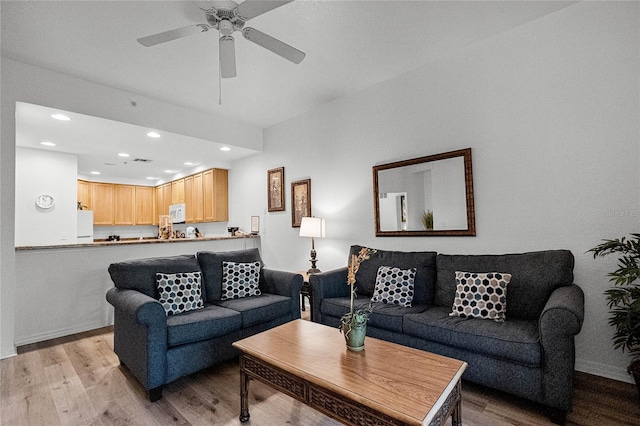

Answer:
[1,318,639,426]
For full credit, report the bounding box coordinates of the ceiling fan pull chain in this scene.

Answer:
[219,59,222,106]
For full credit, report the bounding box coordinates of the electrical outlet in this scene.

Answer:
[61,232,67,240]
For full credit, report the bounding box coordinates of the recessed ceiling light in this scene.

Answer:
[51,114,71,121]
[220,146,231,151]
[164,170,175,173]
[147,131,161,138]
[184,162,194,166]
[118,153,130,157]
[91,171,101,175]
[40,141,56,147]
[146,176,159,180]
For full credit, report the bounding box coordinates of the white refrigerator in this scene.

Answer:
[77,210,94,243]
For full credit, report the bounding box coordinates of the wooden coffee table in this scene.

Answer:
[232,320,467,426]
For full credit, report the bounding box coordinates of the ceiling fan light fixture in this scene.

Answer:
[219,35,237,78]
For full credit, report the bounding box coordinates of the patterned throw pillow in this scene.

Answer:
[155,272,204,316]
[450,271,512,322]
[221,261,262,300]
[370,266,417,307]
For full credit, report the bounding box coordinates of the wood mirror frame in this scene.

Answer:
[373,148,475,237]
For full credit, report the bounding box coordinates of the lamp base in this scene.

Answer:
[307,267,321,274]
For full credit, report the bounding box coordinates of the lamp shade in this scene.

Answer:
[299,217,325,238]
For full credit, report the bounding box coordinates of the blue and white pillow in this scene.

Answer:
[370,266,416,307]
[221,261,262,300]
[156,272,204,316]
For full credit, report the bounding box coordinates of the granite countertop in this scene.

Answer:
[15,234,259,251]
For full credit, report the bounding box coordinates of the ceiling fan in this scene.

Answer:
[137,0,305,78]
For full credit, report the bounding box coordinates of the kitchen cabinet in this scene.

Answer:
[192,172,204,222]
[184,173,205,223]
[77,180,92,210]
[171,179,185,204]
[156,182,172,220]
[91,183,115,225]
[203,169,228,222]
[80,167,227,227]
[184,175,194,222]
[114,185,135,225]
[135,186,156,225]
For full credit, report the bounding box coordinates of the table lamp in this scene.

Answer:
[299,217,326,274]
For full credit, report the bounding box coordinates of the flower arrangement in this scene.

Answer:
[340,247,377,345]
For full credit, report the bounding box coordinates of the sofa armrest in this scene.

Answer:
[106,287,167,328]
[106,287,168,391]
[261,269,303,318]
[538,284,585,411]
[539,284,585,337]
[310,267,349,323]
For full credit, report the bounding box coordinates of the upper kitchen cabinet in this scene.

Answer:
[135,186,156,225]
[91,182,115,225]
[114,185,135,226]
[79,167,228,226]
[171,179,185,204]
[77,179,92,210]
[203,169,228,222]
[192,172,204,222]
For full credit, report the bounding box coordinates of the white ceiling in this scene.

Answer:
[15,102,258,184]
[2,0,576,182]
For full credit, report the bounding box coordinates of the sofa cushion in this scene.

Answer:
[156,272,204,316]
[108,254,201,299]
[197,248,264,302]
[371,266,416,307]
[435,250,574,320]
[450,271,511,322]
[349,245,437,305]
[214,294,291,328]
[404,307,541,367]
[221,261,262,300]
[166,304,242,347]
[321,296,428,333]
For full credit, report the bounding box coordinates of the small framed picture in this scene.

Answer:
[291,179,311,228]
[267,167,285,212]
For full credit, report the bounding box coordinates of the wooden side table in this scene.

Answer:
[298,271,312,320]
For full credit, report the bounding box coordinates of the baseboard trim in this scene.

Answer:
[14,320,110,348]
[575,358,634,384]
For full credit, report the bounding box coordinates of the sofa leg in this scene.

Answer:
[148,386,163,402]
[546,407,567,425]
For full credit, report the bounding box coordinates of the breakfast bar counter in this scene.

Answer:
[15,234,257,251]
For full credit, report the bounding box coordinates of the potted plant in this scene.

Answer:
[422,210,433,230]
[340,247,377,351]
[589,233,640,394]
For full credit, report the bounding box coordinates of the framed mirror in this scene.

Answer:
[373,148,475,237]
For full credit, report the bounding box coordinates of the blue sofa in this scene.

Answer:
[311,246,584,423]
[106,248,302,401]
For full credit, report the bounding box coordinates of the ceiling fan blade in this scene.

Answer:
[242,27,305,64]
[219,36,237,78]
[137,24,210,47]
[235,0,294,21]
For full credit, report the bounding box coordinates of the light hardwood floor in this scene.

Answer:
[1,315,639,426]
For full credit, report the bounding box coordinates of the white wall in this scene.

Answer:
[1,58,263,358]
[230,1,640,383]
[15,148,79,246]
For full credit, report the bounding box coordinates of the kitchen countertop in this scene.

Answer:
[15,234,259,251]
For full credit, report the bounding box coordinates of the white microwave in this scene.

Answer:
[169,203,186,224]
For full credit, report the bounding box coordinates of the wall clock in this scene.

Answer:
[36,194,55,209]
